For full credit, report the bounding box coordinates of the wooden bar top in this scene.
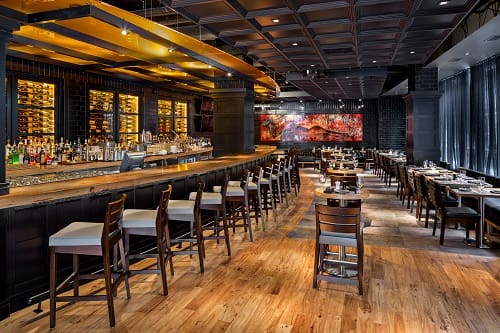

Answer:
[0,146,275,209]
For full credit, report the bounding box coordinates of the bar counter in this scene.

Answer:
[2,147,217,208]
[0,145,276,319]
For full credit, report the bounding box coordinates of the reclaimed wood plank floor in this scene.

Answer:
[1,169,499,332]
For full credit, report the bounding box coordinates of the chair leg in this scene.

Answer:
[439,221,446,245]
[73,254,80,296]
[313,238,320,289]
[424,206,430,228]
[156,230,168,296]
[49,247,57,329]
[118,239,131,299]
[197,232,205,274]
[102,251,116,328]
[432,216,438,236]
[222,212,231,256]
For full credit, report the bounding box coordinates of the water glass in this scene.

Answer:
[459,170,467,182]
[353,160,358,169]
[357,177,364,191]
[478,176,486,191]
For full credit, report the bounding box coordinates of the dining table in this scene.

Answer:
[416,167,498,248]
[448,186,500,248]
[315,186,369,207]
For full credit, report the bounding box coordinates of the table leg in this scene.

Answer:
[479,196,485,248]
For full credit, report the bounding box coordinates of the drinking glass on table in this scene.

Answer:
[353,159,358,169]
[459,170,467,182]
[356,176,364,193]
[478,176,486,192]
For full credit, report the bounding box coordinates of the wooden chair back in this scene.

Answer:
[315,204,361,236]
[101,193,127,252]
[156,185,172,236]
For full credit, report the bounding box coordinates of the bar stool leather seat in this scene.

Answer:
[189,191,222,205]
[49,222,103,246]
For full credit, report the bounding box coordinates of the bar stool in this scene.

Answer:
[190,175,231,256]
[260,162,277,220]
[216,169,253,242]
[249,166,265,231]
[313,204,363,294]
[168,181,205,273]
[49,194,130,329]
[122,185,174,295]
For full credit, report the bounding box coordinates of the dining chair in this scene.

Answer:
[428,181,480,246]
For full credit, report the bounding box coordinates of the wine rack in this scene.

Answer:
[119,93,139,143]
[17,79,55,142]
[158,99,172,134]
[174,101,188,134]
[88,89,114,140]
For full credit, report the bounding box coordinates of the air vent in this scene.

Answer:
[486,35,500,41]
[450,58,462,62]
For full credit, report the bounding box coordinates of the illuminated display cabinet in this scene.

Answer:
[17,79,55,143]
[158,99,172,134]
[174,101,188,134]
[88,89,114,142]
[119,94,139,143]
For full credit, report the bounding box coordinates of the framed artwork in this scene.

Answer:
[259,114,363,142]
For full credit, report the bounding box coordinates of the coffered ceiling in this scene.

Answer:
[2,0,495,101]
[105,0,485,100]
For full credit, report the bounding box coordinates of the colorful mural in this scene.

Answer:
[259,114,363,142]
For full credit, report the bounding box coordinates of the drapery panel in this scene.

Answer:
[439,53,499,176]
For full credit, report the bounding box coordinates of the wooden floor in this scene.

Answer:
[2,169,499,332]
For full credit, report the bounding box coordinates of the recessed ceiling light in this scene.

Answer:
[272,19,280,23]
[292,42,298,46]
[439,1,448,5]
[208,64,212,68]
[121,28,128,36]
[465,52,470,56]
[310,64,315,67]
[227,72,232,77]
[345,76,350,79]
[410,51,415,54]
[372,60,377,63]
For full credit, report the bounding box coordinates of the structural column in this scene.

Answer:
[403,66,441,165]
[210,80,255,156]
[0,20,19,196]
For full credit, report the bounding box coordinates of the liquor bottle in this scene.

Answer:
[12,141,19,165]
[40,148,46,165]
[82,139,89,161]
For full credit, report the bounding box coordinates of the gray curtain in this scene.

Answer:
[439,53,499,176]
[439,70,470,170]
[470,55,499,176]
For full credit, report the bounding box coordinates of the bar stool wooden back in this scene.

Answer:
[168,181,206,273]
[313,204,363,294]
[49,194,130,329]
[122,185,174,295]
